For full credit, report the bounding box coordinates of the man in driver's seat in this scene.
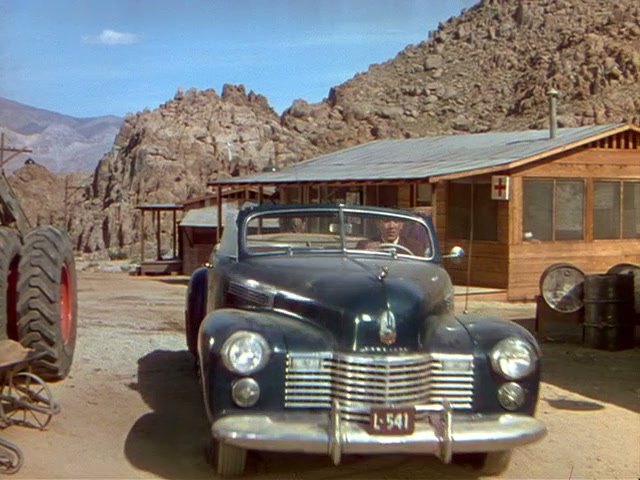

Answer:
[356,218,410,252]
[357,217,429,256]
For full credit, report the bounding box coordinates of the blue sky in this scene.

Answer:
[0,0,476,119]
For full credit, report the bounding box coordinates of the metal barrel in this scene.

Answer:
[635,269,640,319]
[582,273,635,350]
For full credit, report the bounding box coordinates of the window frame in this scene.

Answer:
[522,178,586,242]
[593,179,640,240]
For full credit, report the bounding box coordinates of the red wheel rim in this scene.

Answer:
[7,261,19,339]
[59,265,73,344]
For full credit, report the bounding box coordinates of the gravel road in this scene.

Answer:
[3,269,639,479]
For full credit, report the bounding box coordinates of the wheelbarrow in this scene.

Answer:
[0,340,60,474]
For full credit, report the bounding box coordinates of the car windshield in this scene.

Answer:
[242,208,433,258]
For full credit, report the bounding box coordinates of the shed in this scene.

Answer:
[179,187,274,275]
[135,203,183,275]
[207,123,640,301]
[180,203,240,274]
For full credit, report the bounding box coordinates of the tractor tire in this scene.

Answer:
[17,226,77,381]
[0,227,21,340]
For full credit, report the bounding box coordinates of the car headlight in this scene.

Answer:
[490,337,536,380]
[221,331,270,375]
[497,382,526,411]
[231,378,260,407]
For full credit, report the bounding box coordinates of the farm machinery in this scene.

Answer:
[0,139,77,472]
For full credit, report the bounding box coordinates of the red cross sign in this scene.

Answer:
[491,175,510,200]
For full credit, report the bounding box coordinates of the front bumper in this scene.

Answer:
[212,401,546,465]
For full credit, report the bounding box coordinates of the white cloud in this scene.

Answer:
[82,29,140,45]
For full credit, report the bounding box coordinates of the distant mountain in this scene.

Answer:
[0,97,122,173]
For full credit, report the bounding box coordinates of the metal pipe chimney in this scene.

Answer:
[547,87,559,139]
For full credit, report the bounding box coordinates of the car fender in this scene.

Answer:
[185,266,208,355]
[198,308,336,420]
[457,313,541,415]
[456,314,540,354]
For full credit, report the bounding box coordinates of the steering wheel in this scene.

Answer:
[377,243,413,255]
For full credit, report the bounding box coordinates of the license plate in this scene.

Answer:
[369,406,415,435]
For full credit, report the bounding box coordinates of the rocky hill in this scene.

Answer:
[10,0,640,256]
[277,0,639,147]
[7,163,89,225]
[0,97,122,173]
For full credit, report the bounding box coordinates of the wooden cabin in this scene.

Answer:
[207,123,639,301]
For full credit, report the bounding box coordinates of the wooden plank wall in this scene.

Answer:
[434,182,447,241]
[520,149,640,179]
[182,241,214,276]
[507,145,640,300]
[398,185,412,208]
[444,241,510,287]
[507,240,639,301]
[180,226,216,275]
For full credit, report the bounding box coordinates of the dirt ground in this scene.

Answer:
[3,267,639,480]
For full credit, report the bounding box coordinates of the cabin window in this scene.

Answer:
[415,183,432,206]
[594,180,640,239]
[447,181,498,241]
[623,182,640,238]
[523,179,584,241]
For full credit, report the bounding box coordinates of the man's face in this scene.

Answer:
[377,218,403,242]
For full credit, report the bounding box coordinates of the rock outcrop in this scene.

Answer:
[74,85,321,255]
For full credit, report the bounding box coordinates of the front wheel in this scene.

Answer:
[209,439,246,477]
[453,450,512,476]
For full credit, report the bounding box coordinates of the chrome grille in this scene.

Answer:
[285,352,474,422]
[228,281,273,307]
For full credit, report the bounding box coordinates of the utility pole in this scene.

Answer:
[0,133,32,170]
[0,133,33,233]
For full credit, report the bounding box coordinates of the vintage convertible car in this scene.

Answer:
[185,203,546,476]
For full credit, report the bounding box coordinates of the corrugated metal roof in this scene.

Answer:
[179,204,239,228]
[180,207,218,228]
[209,123,627,186]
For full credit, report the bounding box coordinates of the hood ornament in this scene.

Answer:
[378,266,389,281]
[378,309,397,345]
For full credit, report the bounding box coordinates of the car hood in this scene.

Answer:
[228,254,464,352]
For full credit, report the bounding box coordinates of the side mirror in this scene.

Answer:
[442,246,465,261]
